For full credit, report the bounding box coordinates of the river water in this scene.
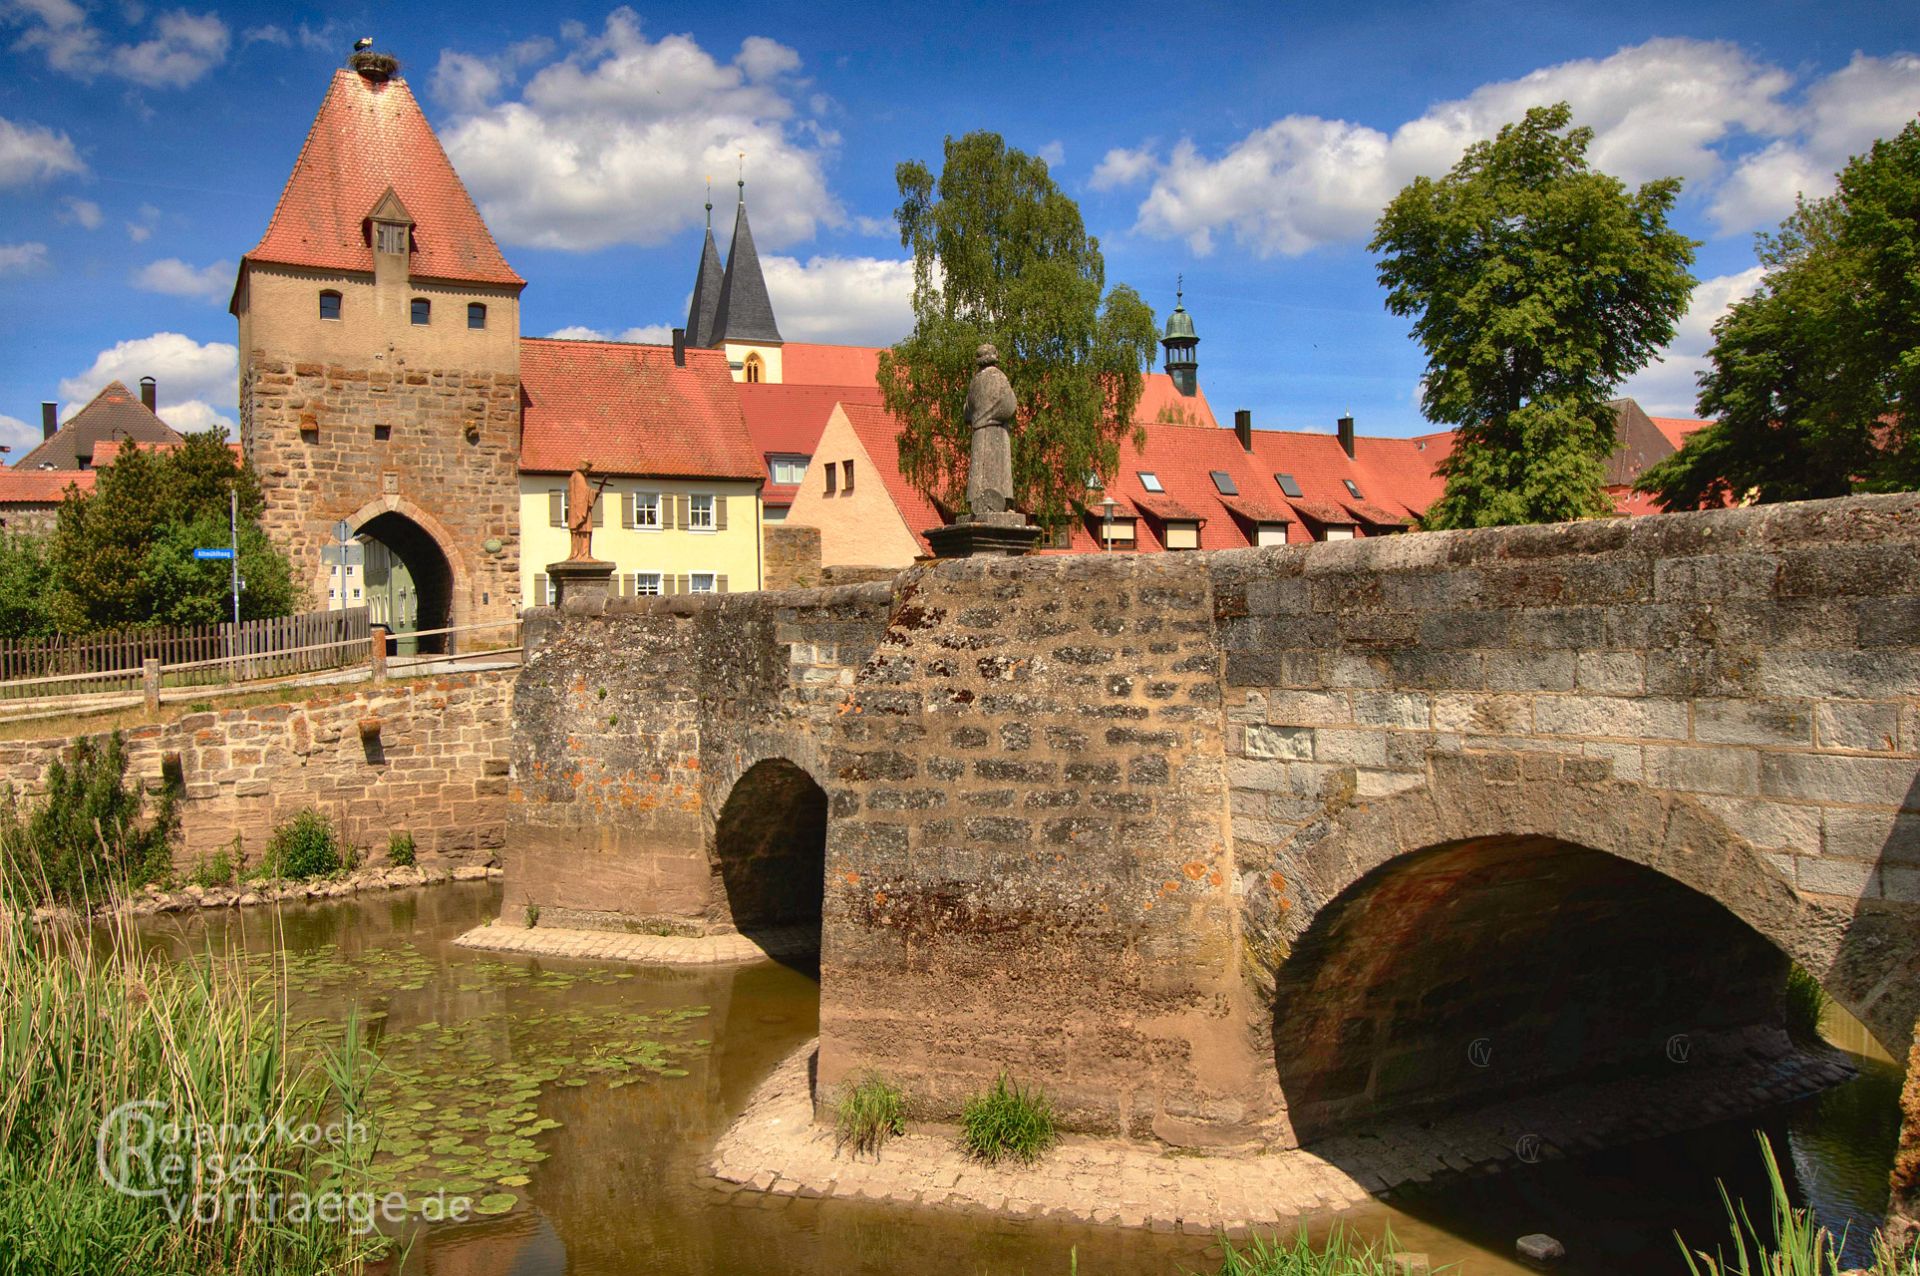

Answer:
[135,883,1906,1276]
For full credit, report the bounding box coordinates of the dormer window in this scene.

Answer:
[410,298,430,326]
[318,290,342,320]
[375,223,408,255]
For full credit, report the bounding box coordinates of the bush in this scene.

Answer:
[187,847,234,889]
[262,809,341,880]
[960,1073,1055,1165]
[386,831,416,868]
[1786,964,1830,1043]
[0,732,176,906]
[835,1074,906,1158]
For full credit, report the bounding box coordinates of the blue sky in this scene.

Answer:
[1,0,1917,457]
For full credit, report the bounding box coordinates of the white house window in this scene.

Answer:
[689,494,716,531]
[633,572,662,596]
[629,491,661,529]
[689,573,717,594]
[1138,471,1164,492]
[770,455,807,485]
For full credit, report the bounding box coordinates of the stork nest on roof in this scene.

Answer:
[348,50,400,81]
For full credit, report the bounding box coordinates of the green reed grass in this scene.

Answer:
[834,1073,906,1158]
[0,867,393,1274]
[1785,965,1831,1044]
[1678,1133,1919,1276]
[960,1073,1055,1165]
[1210,1224,1445,1275]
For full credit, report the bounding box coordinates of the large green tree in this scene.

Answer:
[47,430,297,632]
[1638,120,1920,508]
[877,132,1159,526]
[1372,103,1697,528]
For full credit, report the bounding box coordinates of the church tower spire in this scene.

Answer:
[684,176,724,347]
[1161,277,1199,398]
[708,166,782,350]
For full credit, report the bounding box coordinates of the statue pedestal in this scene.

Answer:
[548,558,616,613]
[924,512,1043,559]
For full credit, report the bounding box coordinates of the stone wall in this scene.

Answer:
[0,670,513,869]
[763,524,823,592]
[505,584,892,932]
[241,357,522,629]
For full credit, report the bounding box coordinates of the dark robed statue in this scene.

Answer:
[963,343,1017,516]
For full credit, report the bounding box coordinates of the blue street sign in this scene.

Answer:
[193,548,235,561]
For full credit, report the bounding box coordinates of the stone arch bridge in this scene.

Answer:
[506,493,1920,1177]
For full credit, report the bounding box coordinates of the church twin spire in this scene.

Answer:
[685,169,781,348]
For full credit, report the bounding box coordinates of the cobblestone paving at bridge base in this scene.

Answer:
[707,1041,1858,1234]
[453,920,819,965]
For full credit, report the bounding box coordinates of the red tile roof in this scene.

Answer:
[739,382,884,458]
[1134,375,1218,428]
[15,381,185,471]
[839,402,946,553]
[242,70,522,290]
[1650,416,1713,450]
[0,468,93,504]
[518,338,761,481]
[781,343,881,387]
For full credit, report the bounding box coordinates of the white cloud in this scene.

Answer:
[0,241,49,273]
[431,50,507,115]
[0,115,85,186]
[1037,140,1065,168]
[240,23,287,46]
[1117,37,1873,257]
[127,221,150,241]
[1619,265,1768,416]
[0,413,39,457]
[5,2,229,87]
[1090,145,1155,191]
[58,331,237,433]
[761,255,912,345]
[438,9,839,251]
[60,194,102,228]
[1711,52,1920,230]
[131,256,233,302]
[542,323,673,343]
[113,9,228,86]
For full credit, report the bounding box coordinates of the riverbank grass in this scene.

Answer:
[961,1073,1056,1165]
[834,1073,906,1157]
[1211,1225,1440,1275]
[0,887,391,1274]
[1678,1134,1919,1275]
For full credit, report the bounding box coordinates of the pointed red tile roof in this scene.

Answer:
[242,70,522,289]
[518,338,761,481]
[15,381,185,471]
[839,402,945,553]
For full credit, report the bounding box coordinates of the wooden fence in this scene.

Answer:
[0,607,371,698]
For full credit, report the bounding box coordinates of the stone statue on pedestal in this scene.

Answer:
[923,342,1043,558]
[567,463,610,562]
[964,344,1017,516]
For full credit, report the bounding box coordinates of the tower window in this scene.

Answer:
[468,302,487,330]
[318,290,342,320]
[410,298,430,325]
[743,352,765,383]
[375,222,408,254]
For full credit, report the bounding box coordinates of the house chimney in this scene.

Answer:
[1337,413,1355,459]
[139,376,157,411]
[1234,408,1253,452]
[41,402,56,440]
[671,327,686,367]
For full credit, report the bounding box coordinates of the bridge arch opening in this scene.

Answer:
[713,758,827,959]
[1271,833,1800,1144]
[356,511,452,655]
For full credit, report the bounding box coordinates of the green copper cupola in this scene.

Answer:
[1162,278,1199,397]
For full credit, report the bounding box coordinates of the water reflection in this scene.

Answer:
[135,886,1905,1276]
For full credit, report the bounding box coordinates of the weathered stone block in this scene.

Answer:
[1244,724,1313,761]
[1814,701,1901,752]
[1694,698,1813,747]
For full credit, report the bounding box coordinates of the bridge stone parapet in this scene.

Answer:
[504,493,1920,1170]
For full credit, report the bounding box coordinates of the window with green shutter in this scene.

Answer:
[548,490,564,527]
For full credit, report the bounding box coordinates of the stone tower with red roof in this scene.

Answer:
[232,53,524,642]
